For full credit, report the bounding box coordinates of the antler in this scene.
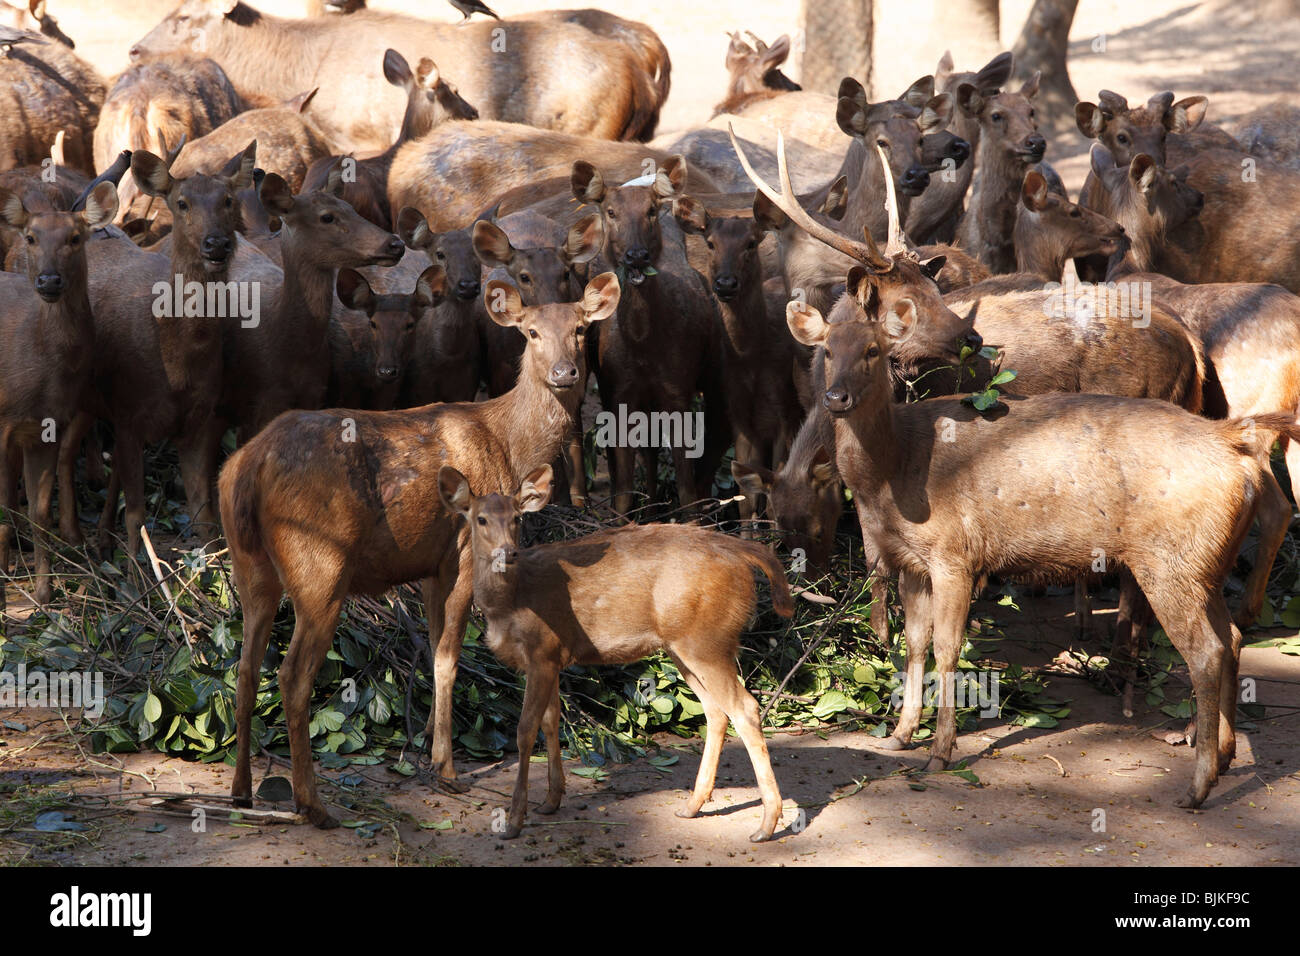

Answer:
[728,123,891,272]
[874,142,908,258]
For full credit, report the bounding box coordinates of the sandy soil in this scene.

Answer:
[3,597,1297,866]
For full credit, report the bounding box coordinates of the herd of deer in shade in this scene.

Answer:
[3,0,1300,842]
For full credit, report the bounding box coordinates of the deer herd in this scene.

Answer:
[1,0,1298,844]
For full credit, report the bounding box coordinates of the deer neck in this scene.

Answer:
[487,364,578,480]
[716,280,765,360]
[972,147,1026,251]
[433,298,479,360]
[38,278,94,368]
[611,277,660,346]
[279,234,337,338]
[471,549,520,616]
[834,369,901,498]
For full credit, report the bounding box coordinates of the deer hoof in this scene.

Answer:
[231,795,252,809]
[876,735,908,752]
[500,823,522,840]
[304,805,339,829]
[749,828,773,843]
[536,797,561,815]
[923,756,949,773]
[1174,791,1203,810]
[675,805,699,819]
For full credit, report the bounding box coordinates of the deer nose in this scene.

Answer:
[128,45,142,62]
[456,278,481,300]
[384,235,405,258]
[713,275,740,299]
[1024,134,1047,158]
[35,273,64,299]
[625,247,652,268]
[549,361,579,388]
[201,235,232,261]
[823,386,853,413]
[900,165,929,194]
[964,330,983,352]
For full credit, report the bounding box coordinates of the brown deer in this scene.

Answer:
[302,50,478,231]
[94,56,244,221]
[328,264,447,410]
[0,182,116,610]
[439,462,792,841]
[712,31,800,116]
[1233,101,1300,171]
[673,196,804,514]
[740,130,1288,809]
[0,0,75,47]
[130,1,668,150]
[220,272,620,823]
[55,145,256,558]
[906,51,1013,245]
[1095,148,1300,635]
[571,156,730,517]
[953,71,1047,273]
[0,28,103,176]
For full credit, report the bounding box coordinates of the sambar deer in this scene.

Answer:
[739,129,1292,809]
[220,272,620,825]
[440,462,792,842]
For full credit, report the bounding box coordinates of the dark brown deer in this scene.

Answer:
[130,1,668,150]
[219,272,619,824]
[953,72,1047,273]
[55,145,255,558]
[439,462,791,841]
[0,182,115,610]
[302,50,477,230]
[673,196,804,514]
[215,169,406,443]
[393,211,483,408]
[1095,148,1300,634]
[741,131,1287,809]
[571,156,730,517]
[0,29,103,176]
[328,264,447,410]
[0,0,75,47]
[1233,101,1300,171]
[906,50,1013,244]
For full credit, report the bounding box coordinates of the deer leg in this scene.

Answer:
[536,683,565,815]
[96,465,121,559]
[0,443,18,613]
[732,433,757,523]
[609,441,636,519]
[280,588,346,828]
[177,434,220,550]
[56,411,92,546]
[427,543,474,789]
[231,556,283,808]
[1234,469,1288,629]
[882,569,933,751]
[674,645,782,843]
[923,569,976,772]
[1073,576,1092,639]
[1111,572,1152,719]
[1143,583,1224,808]
[22,443,57,606]
[670,442,697,515]
[668,653,729,820]
[504,665,559,839]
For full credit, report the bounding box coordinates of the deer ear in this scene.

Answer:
[882,297,918,342]
[564,213,603,265]
[285,87,319,114]
[437,466,473,518]
[935,49,954,82]
[80,181,119,229]
[821,175,848,220]
[324,162,346,197]
[484,280,526,327]
[900,74,934,108]
[1089,143,1116,179]
[222,140,258,191]
[919,93,953,132]
[654,156,687,199]
[471,220,514,267]
[955,83,984,118]
[417,58,440,89]
[918,255,946,282]
[579,271,621,324]
[836,96,868,136]
[571,161,605,204]
[1130,154,1158,194]
[336,268,373,312]
[808,446,835,489]
[752,190,787,231]
[724,31,752,73]
[1166,95,1208,133]
[671,196,707,235]
[0,187,26,229]
[382,48,413,89]
[846,265,879,313]
[1021,170,1050,211]
[730,460,773,500]
[760,34,791,69]
[1075,102,1105,138]
[397,206,431,250]
[837,76,866,105]
[131,149,174,198]
[1019,71,1041,99]
[518,464,553,513]
[786,300,828,347]
[414,264,448,309]
[975,51,1014,90]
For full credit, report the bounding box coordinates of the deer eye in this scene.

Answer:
[477,516,486,526]
[369,320,377,330]
[24,234,33,245]
[225,196,234,208]
[1069,208,1081,218]
[746,240,757,250]
[606,208,616,220]
[867,345,880,358]
[705,239,714,250]
[520,273,531,284]
[1117,132,1129,145]
[69,234,80,246]
[435,250,445,259]
[876,138,888,149]
[1028,108,1036,119]
[321,213,335,224]
[177,199,189,212]
[528,328,539,340]
[646,208,655,220]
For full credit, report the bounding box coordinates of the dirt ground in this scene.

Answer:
[3,596,1298,866]
[3,1,1300,866]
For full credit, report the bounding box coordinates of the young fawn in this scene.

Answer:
[439,463,793,842]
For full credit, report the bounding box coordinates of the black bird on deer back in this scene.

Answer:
[448,0,501,23]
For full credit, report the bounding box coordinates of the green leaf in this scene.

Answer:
[989,369,1017,386]
[1012,712,1058,729]
[811,689,854,720]
[143,693,163,723]
[390,760,415,777]
[420,819,455,831]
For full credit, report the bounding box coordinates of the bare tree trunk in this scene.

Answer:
[800,0,873,97]
[1011,0,1079,135]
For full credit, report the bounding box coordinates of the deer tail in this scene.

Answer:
[1226,412,1300,455]
[740,541,794,619]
